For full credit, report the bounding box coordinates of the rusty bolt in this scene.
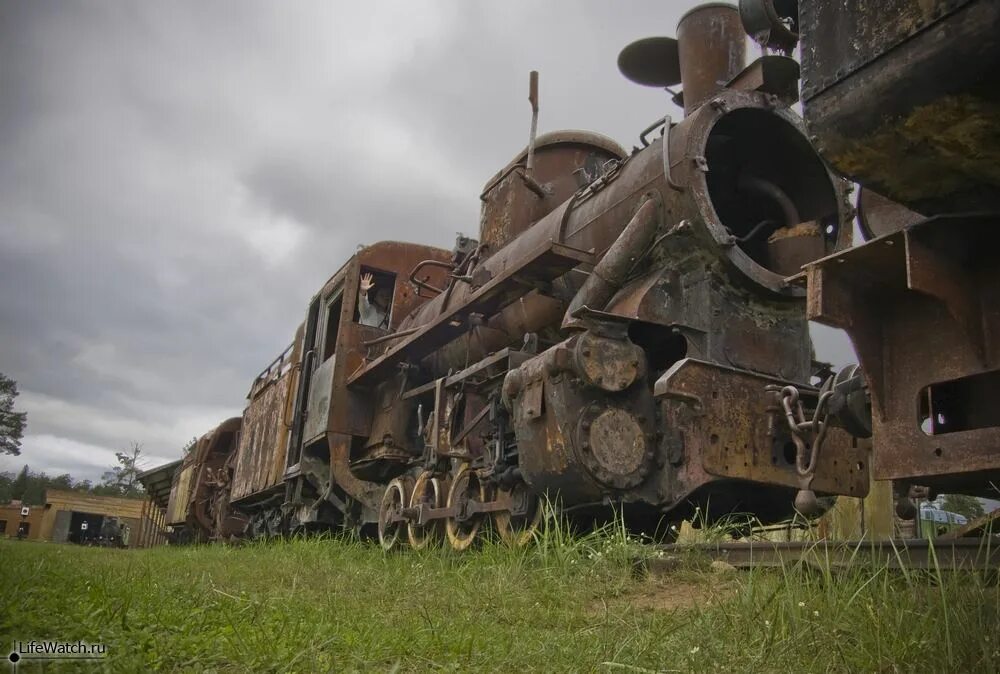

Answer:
[553,345,571,370]
[582,349,591,357]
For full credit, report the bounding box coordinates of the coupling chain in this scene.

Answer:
[765,378,834,481]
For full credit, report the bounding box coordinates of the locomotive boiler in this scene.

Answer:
[151,3,875,549]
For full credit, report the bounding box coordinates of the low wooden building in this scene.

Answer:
[0,489,169,548]
[137,460,181,544]
[0,500,45,540]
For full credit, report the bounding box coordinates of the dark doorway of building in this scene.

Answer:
[68,511,105,544]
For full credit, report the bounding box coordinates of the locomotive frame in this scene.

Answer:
[145,0,1000,549]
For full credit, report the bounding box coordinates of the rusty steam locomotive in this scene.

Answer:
[153,3,886,550]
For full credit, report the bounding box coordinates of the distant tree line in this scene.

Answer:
[940,493,986,521]
[1,442,147,505]
[0,372,150,505]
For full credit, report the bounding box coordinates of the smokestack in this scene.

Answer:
[676,3,747,115]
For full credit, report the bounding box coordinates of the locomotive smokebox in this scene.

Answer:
[677,3,747,115]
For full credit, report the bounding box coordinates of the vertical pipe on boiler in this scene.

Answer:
[677,3,747,115]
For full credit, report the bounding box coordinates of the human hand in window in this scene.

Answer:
[360,272,375,295]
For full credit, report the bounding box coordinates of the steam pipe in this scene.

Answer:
[739,175,800,226]
[562,198,660,330]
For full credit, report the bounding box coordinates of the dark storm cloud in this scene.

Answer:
[0,1,856,481]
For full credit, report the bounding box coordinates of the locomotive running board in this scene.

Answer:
[401,347,533,400]
[349,239,593,387]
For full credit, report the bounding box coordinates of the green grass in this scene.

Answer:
[1,520,998,672]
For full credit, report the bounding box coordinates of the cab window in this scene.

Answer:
[355,267,396,329]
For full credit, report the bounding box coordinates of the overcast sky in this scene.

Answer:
[0,1,855,482]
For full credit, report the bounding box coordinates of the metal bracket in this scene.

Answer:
[662,115,683,191]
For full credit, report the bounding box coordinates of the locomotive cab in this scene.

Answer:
[278,241,453,530]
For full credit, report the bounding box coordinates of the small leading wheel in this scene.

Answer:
[407,471,445,550]
[445,466,486,552]
[378,477,412,551]
[494,482,543,547]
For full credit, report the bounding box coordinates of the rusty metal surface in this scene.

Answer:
[800,0,1000,214]
[351,239,593,387]
[676,4,747,114]
[326,242,453,440]
[857,187,924,241]
[563,198,660,330]
[281,241,453,514]
[480,131,626,254]
[578,403,654,489]
[725,55,800,105]
[506,331,656,502]
[573,331,645,392]
[303,354,336,445]
[231,334,302,504]
[365,90,851,396]
[654,358,869,499]
[805,214,1000,493]
[169,417,245,540]
[800,0,977,101]
[765,222,826,276]
[739,0,799,53]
